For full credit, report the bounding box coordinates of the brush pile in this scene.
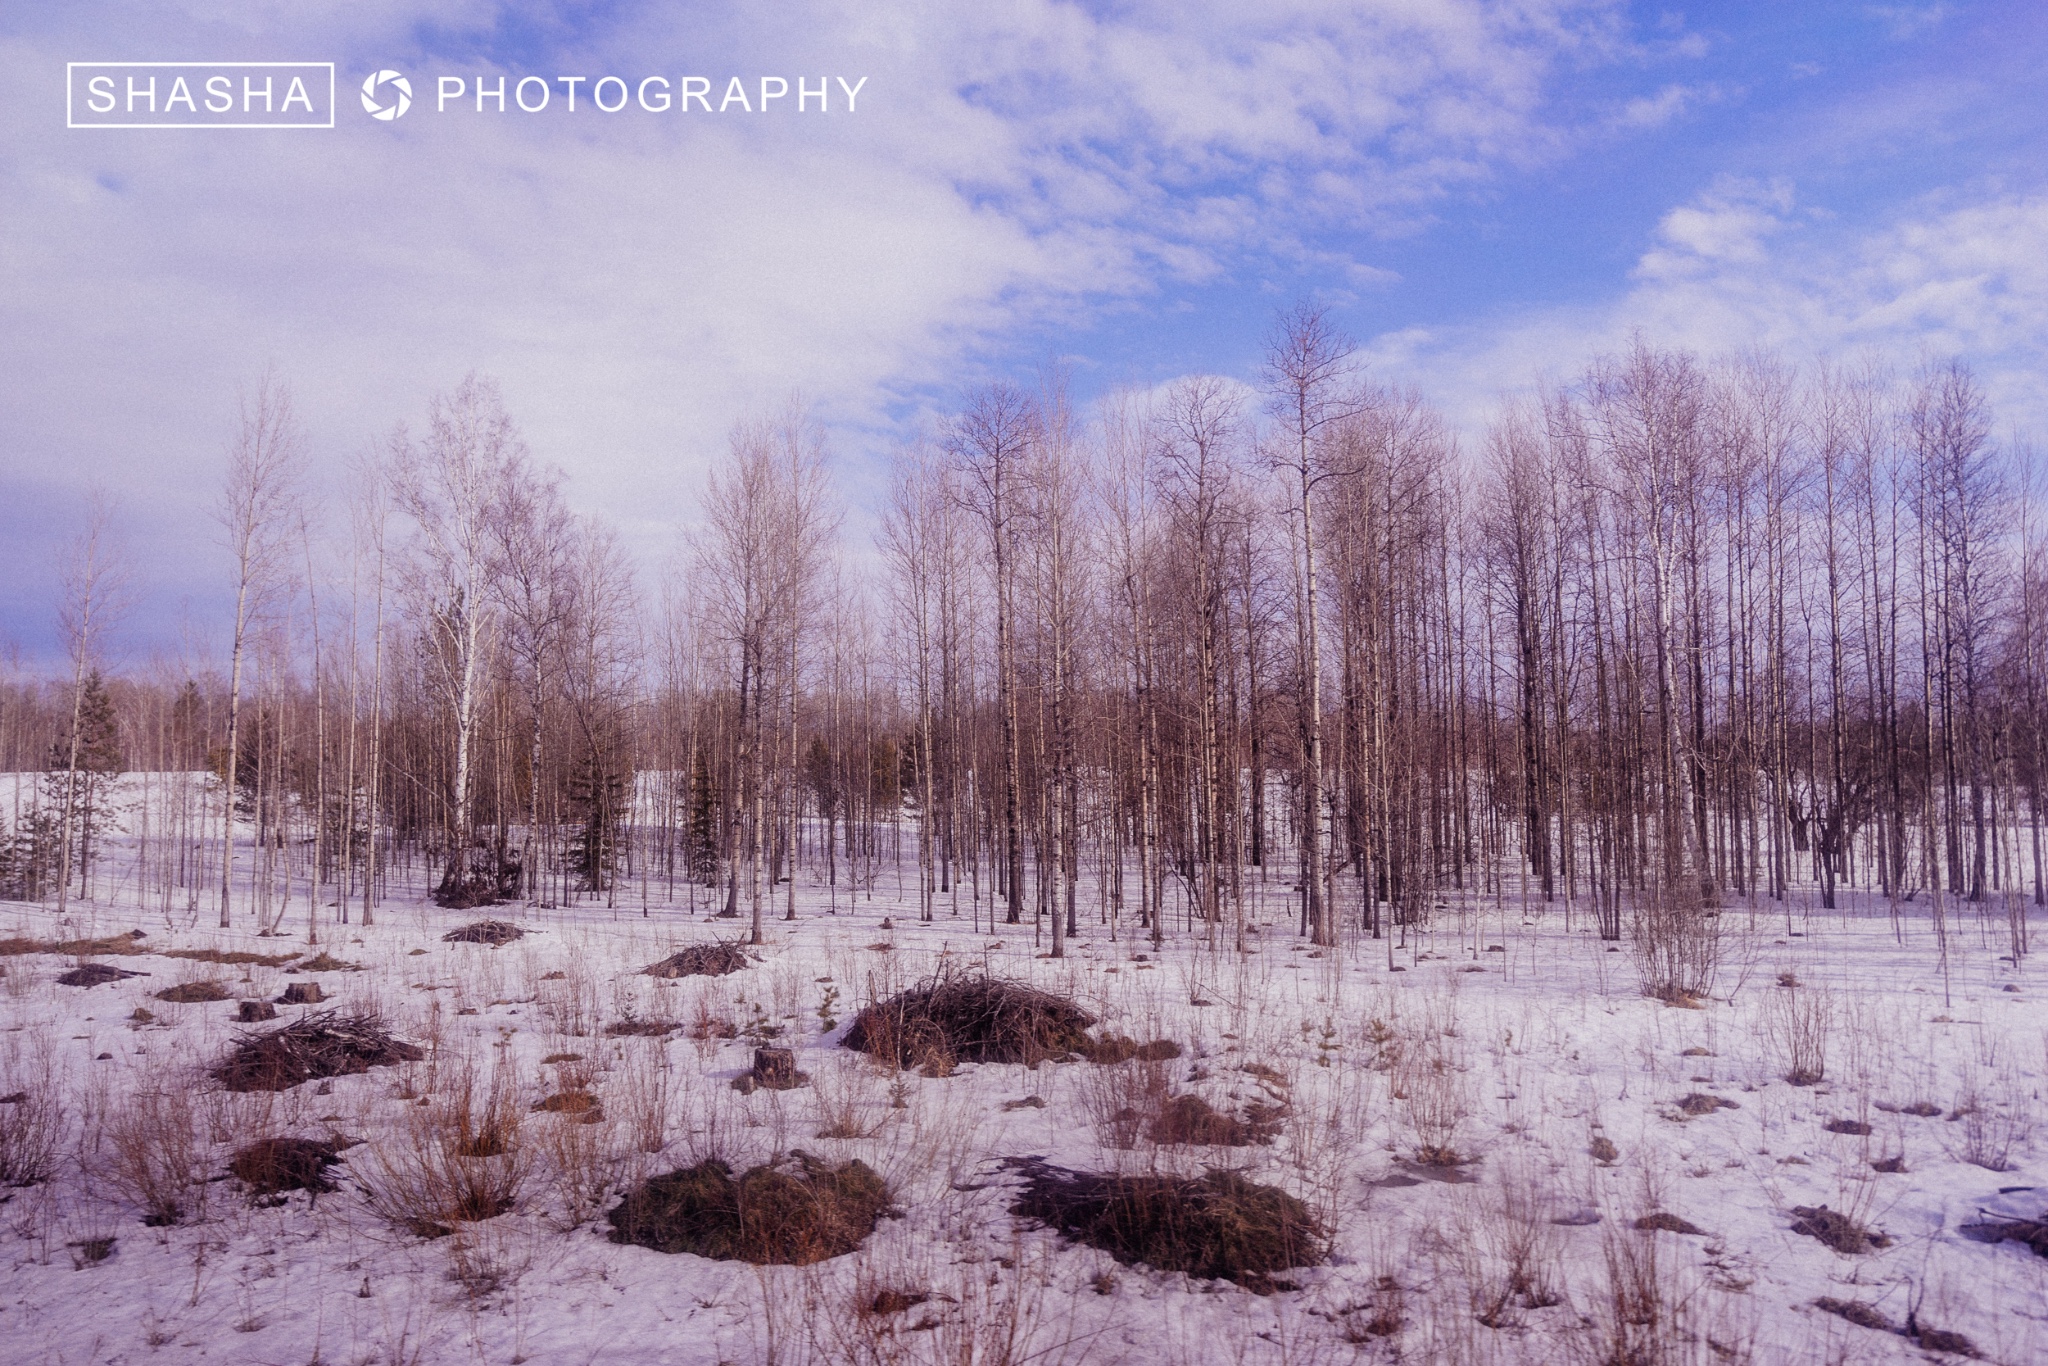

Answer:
[214,1010,424,1092]
[842,970,1096,1071]
[643,942,751,978]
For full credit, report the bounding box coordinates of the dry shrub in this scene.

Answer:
[359,1074,532,1238]
[104,1087,206,1226]
[607,1153,890,1264]
[811,1066,885,1140]
[1675,1092,1738,1117]
[154,980,230,1004]
[1945,1059,2032,1172]
[842,970,1096,1072]
[1630,888,1720,1005]
[1079,1055,1170,1150]
[644,943,752,978]
[1396,1045,1470,1166]
[1767,984,1833,1086]
[1472,1164,1564,1327]
[214,1009,424,1092]
[1006,1158,1322,1292]
[443,920,524,946]
[0,1053,64,1186]
[229,1137,340,1198]
[539,1103,619,1230]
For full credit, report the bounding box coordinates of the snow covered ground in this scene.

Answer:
[1,865,2043,1365]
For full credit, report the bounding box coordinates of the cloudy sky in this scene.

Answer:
[4,1,2046,662]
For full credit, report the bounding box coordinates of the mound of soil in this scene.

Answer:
[442,920,524,946]
[607,1153,890,1265]
[229,1138,341,1196]
[214,1010,424,1092]
[155,980,231,1004]
[1007,1158,1323,1292]
[843,972,1096,1071]
[58,963,144,987]
[644,943,752,978]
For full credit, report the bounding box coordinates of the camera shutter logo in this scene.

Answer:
[361,70,411,120]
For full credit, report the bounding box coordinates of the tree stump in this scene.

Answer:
[750,1047,806,1090]
[278,983,324,1006]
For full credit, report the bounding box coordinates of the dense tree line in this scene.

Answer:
[2,319,2037,988]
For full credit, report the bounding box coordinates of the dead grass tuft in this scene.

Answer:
[607,1153,890,1264]
[1006,1158,1322,1292]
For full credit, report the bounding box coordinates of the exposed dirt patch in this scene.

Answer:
[214,1010,424,1092]
[1006,1158,1322,1293]
[643,943,752,978]
[607,1154,890,1264]
[296,952,360,972]
[1675,1092,1738,1117]
[1823,1118,1874,1136]
[1633,1212,1705,1235]
[842,971,1096,1072]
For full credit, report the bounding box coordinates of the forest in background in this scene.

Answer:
[3,309,2039,997]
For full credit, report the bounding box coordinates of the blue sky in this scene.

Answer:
[3,1,2047,666]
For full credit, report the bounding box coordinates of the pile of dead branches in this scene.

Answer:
[214,1010,424,1092]
[643,943,751,978]
[842,970,1096,1071]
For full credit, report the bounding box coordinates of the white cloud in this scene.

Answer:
[1374,180,2048,440]
[0,0,1653,647]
